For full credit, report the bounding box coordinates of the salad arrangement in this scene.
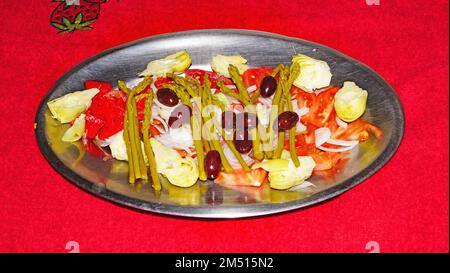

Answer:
[47,50,382,192]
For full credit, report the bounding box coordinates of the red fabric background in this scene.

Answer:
[0,0,448,253]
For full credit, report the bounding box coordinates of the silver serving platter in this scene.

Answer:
[35,29,404,218]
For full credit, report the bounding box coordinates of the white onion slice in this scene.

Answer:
[226,84,237,89]
[153,124,166,134]
[315,127,359,152]
[153,116,169,133]
[317,145,358,153]
[256,103,270,128]
[227,95,240,104]
[151,104,159,119]
[335,116,348,128]
[222,143,255,169]
[187,149,196,157]
[155,126,194,153]
[296,122,307,133]
[314,127,331,147]
[126,78,143,89]
[150,75,158,91]
[326,138,358,147]
[296,106,310,117]
[258,96,273,107]
[247,85,257,93]
[210,88,217,94]
[292,99,309,116]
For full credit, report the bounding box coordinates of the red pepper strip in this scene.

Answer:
[84,90,126,140]
[84,114,105,139]
[154,77,174,89]
[84,80,112,94]
[185,69,233,89]
[81,132,105,158]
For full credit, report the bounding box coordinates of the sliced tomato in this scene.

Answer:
[185,69,233,89]
[288,122,317,151]
[287,86,382,172]
[287,123,348,171]
[149,125,161,136]
[137,119,162,137]
[310,149,349,171]
[314,156,351,181]
[288,133,313,156]
[215,168,268,187]
[297,86,340,127]
[176,149,189,158]
[84,80,112,93]
[332,118,383,141]
[241,67,273,89]
[154,77,174,89]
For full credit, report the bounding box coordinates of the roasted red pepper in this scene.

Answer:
[84,87,127,141]
[154,77,174,89]
[84,80,112,94]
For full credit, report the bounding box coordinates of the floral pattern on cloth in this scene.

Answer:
[50,0,107,33]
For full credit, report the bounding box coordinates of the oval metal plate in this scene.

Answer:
[35,29,404,218]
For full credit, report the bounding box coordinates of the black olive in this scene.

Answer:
[259,76,277,98]
[277,111,299,131]
[156,88,179,107]
[233,129,253,154]
[204,150,222,180]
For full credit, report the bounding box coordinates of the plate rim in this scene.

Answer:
[34,28,405,218]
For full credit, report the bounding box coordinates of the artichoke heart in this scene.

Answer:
[108,130,148,162]
[334,81,368,122]
[109,130,129,161]
[47,88,100,123]
[252,156,315,190]
[211,55,248,77]
[291,54,332,92]
[61,114,85,142]
[139,50,192,76]
[150,138,198,187]
[163,157,199,188]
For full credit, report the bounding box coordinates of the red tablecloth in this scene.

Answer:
[0,0,448,253]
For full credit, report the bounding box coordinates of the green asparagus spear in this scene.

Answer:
[203,75,234,172]
[266,65,287,158]
[142,84,161,191]
[228,65,251,104]
[161,83,207,181]
[226,65,264,160]
[123,87,148,182]
[282,63,301,167]
[273,98,286,159]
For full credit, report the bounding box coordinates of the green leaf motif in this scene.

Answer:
[74,13,83,25]
[77,26,93,31]
[78,19,96,27]
[51,22,68,31]
[62,17,73,28]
